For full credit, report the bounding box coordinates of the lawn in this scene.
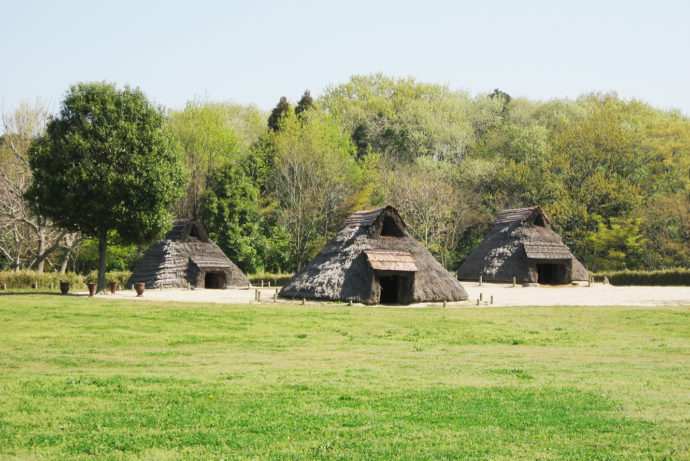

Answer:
[0,295,688,460]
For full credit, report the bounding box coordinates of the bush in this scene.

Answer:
[247,272,294,287]
[0,270,133,290]
[591,268,690,286]
[0,270,85,290]
[85,270,132,287]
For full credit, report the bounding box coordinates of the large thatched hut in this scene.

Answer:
[280,205,468,304]
[457,206,588,284]
[126,219,248,289]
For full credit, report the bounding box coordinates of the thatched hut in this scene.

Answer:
[457,206,588,284]
[280,206,468,304]
[126,219,248,289]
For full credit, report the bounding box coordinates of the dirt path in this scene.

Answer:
[80,282,690,307]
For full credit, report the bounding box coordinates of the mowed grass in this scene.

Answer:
[0,295,688,460]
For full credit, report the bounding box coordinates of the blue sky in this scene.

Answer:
[2,0,689,115]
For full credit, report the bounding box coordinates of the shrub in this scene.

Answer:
[590,268,690,286]
[0,270,133,290]
[247,272,294,287]
[0,270,85,290]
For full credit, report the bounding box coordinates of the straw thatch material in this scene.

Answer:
[457,206,588,284]
[280,206,468,304]
[126,220,248,289]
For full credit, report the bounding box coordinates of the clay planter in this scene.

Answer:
[59,282,70,295]
[109,282,119,294]
[134,282,145,297]
[87,283,97,297]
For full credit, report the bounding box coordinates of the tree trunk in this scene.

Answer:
[35,230,46,272]
[97,230,107,293]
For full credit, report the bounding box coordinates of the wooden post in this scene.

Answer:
[261,280,264,288]
[512,277,516,287]
[273,292,277,303]
[479,276,482,286]
[268,281,271,287]
[257,291,261,302]
[476,298,480,306]
[254,289,258,301]
[490,295,494,305]
[443,300,447,307]
[480,292,483,301]
[301,298,305,305]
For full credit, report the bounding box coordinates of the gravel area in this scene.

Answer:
[79,282,690,307]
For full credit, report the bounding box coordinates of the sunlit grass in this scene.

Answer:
[0,295,688,459]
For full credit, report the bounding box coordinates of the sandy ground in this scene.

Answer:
[69,282,690,308]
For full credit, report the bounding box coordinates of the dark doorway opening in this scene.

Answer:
[536,263,566,284]
[204,272,225,288]
[377,273,413,304]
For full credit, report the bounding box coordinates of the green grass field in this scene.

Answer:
[0,295,688,460]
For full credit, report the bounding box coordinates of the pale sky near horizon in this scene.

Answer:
[2,0,689,117]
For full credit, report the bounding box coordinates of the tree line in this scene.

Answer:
[1,74,688,282]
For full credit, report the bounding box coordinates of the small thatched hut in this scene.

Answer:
[126,219,248,289]
[280,205,468,304]
[457,206,588,284]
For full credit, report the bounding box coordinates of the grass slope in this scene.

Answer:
[0,295,688,459]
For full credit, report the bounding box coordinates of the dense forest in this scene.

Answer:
[1,74,688,275]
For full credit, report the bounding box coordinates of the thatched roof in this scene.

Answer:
[280,206,468,304]
[457,206,588,283]
[126,220,248,289]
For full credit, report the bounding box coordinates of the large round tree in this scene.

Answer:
[26,82,186,292]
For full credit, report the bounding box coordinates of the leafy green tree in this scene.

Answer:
[270,110,358,269]
[585,216,648,271]
[169,100,267,219]
[25,82,186,292]
[321,73,481,162]
[199,164,266,273]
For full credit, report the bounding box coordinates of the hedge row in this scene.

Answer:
[0,270,133,290]
[247,273,294,287]
[591,268,690,286]
[0,270,294,289]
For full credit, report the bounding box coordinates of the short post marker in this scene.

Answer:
[490,295,494,305]
[479,276,483,286]
[512,277,516,287]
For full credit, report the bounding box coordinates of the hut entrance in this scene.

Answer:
[377,273,413,304]
[536,263,566,284]
[204,271,225,289]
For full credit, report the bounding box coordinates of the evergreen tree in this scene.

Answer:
[267,96,291,132]
[295,90,313,116]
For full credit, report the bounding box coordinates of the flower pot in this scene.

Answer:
[60,282,70,295]
[134,282,145,297]
[109,282,119,294]
[87,282,97,297]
